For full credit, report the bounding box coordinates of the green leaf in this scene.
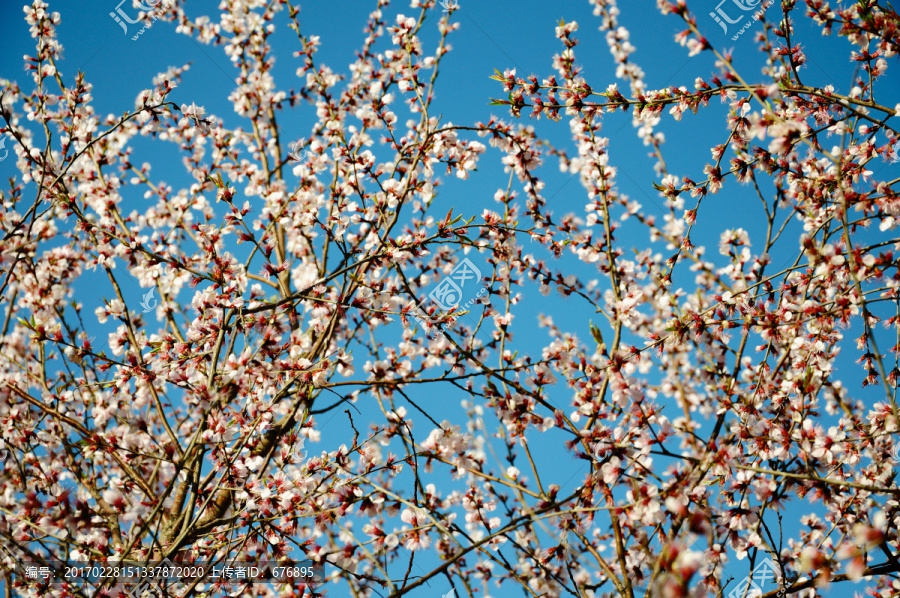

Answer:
[589,321,606,350]
[208,172,225,189]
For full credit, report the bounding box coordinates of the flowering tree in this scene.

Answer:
[1,0,899,597]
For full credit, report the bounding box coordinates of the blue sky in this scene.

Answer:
[1,0,898,597]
